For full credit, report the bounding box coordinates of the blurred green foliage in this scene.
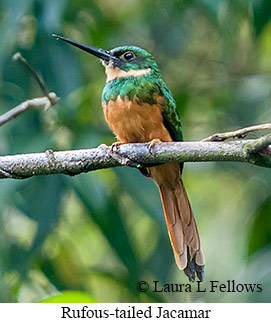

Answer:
[41,290,96,303]
[0,0,271,303]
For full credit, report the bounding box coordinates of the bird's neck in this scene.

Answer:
[102,72,161,105]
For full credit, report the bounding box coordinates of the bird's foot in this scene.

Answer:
[184,255,205,283]
[109,142,140,168]
[147,138,162,154]
[97,143,109,151]
[110,141,122,153]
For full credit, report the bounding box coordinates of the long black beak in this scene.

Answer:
[52,34,114,62]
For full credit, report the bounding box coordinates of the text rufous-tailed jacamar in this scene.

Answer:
[53,34,205,282]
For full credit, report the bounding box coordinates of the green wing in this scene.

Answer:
[159,80,183,142]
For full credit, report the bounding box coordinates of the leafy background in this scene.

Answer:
[0,0,271,302]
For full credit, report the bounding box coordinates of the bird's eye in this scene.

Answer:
[122,51,135,61]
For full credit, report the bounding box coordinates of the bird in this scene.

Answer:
[53,34,205,282]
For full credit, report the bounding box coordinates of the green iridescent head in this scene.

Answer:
[105,45,159,72]
[52,34,160,75]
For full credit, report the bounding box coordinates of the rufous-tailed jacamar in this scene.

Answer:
[53,34,205,282]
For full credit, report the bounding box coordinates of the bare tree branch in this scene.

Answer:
[203,123,271,142]
[0,53,59,128]
[0,134,271,180]
[0,93,58,127]
[244,133,271,154]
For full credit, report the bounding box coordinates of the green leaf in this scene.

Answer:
[10,176,65,275]
[252,0,271,36]
[41,291,96,303]
[248,197,271,255]
[70,174,140,276]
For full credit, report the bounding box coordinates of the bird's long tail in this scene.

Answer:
[150,164,205,282]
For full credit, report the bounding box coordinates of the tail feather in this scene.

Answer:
[159,178,205,282]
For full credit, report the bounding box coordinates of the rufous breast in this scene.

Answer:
[103,96,173,144]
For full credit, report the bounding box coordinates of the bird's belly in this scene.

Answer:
[103,96,172,143]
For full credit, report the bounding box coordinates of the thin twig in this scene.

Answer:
[202,123,271,142]
[0,53,59,127]
[0,93,58,127]
[12,52,48,97]
[12,52,58,106]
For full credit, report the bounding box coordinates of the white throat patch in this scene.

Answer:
[104,62,151,82]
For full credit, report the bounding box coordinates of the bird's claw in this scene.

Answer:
[109,142,140,168]
[97,143,110,152]
[147,138,162,154]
